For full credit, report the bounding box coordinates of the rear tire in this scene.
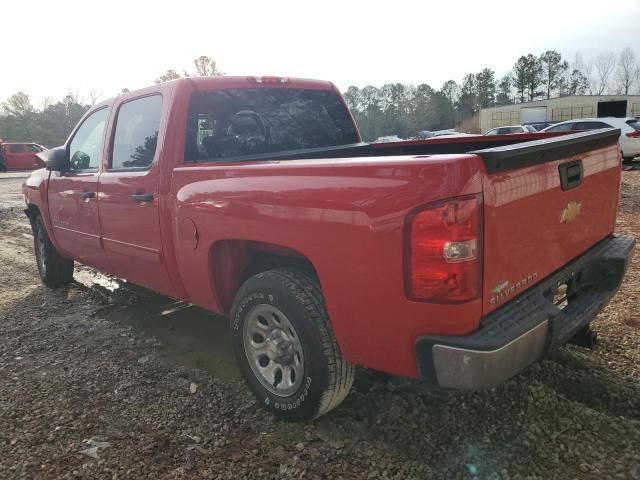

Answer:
[32,215,74,286]
[230,268,355,421]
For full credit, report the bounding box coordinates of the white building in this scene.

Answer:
[480,95,640,133]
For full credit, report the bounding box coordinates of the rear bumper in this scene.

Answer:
[415,234,635,389]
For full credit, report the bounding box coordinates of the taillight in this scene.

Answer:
[625,130,640,138]
[406,194,483,303]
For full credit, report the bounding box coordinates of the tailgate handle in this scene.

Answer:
[559,160,583,191]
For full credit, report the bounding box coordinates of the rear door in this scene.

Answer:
[98,94,176,296]
[478,130,621,314]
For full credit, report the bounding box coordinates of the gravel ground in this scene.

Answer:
[0,172,639,480]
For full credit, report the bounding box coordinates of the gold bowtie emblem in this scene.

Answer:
[560,201,581,224]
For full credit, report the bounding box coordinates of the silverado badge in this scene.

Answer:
[492,280,509,294]
[560,201,581,224]
[489,273,538,305]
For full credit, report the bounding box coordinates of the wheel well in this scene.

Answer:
[25,204,41,225]
[210,239,319,314]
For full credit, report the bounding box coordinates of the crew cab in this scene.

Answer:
[23,77,635,421]
[0,142,47,171]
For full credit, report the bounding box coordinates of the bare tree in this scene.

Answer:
[89,89,102,106]
[63,89,83,107]
[41,96,54,110]
[615,47,639,95]
[593,52,616,95]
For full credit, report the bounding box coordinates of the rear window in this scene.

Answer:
[184,88,359,162]
[573,121,611,130]
[497,127,523,134]
[627,120,640,130]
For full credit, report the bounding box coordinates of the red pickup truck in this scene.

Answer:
[23,77,635,421]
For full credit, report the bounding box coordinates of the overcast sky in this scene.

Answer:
[1,0,639,106]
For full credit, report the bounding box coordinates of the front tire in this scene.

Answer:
[32,215,74,286]
[230,268,355,421]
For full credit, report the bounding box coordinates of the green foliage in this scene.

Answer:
[514,54,543,102]
[191,56,223,77]
[496,74,514,105]
[345,82,458,141]
[0,91,89,147]
[540,50,569,99]
[155,69,182,84]
[475,69,496,109]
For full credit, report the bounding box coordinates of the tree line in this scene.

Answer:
[1,50,639,147]
[345,48,640,140]
[0,57,222,147]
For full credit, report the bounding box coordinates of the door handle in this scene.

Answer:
[80,190,96,199]
[131,192,154,203]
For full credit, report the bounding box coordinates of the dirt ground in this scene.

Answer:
[0,171,639,480]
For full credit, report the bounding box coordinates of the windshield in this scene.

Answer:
[185,88,359,161]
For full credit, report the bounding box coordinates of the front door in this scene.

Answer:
[26,144,46,169]
[47,107,112,271]
[98,94,175,297]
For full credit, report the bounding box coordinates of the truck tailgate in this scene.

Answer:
[475,129,622,315]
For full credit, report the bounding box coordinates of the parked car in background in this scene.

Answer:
[431,130,474,137]
[372,135,403,143]
[542,117,640,162]
[484,125,538,135]
[0,143,47,171]
[415,130,474,140]
[523,122,552,131]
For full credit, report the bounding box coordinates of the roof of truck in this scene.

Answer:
[93,76,337,111]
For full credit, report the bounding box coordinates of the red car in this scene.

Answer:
[22,77,635,421]
[0,142,47,171]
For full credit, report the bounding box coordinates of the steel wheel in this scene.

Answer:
[243,304,305,396]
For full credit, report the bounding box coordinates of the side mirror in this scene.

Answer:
[42,146,70,171]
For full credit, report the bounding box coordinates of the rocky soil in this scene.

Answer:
[0,172,639,479]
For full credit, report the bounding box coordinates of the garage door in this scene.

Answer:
[521,107,547,124]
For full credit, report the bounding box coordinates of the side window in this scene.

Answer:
[9,144,25,153]
[28,144,42,153]
[485,128,498,135]
[68,108,109,171]
[111,95,162,170]
[573,121,608,130]
[547,123,575,132]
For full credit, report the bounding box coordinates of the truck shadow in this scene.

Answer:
[74,266,241,381]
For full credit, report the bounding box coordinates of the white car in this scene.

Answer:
[484,125,538,135]
[372,135,403,143]
[430,130,475,138]
[542,117,640,162]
